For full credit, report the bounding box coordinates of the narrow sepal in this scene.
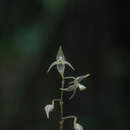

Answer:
[64,61,75,70]
[57,63,65,76]
[78,83,86,91]
[56,46,65,60]
[47,61,57,72]
[77,74,90,82]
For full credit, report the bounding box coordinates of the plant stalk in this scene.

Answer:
[59,75,64,130]
[62,116,77,121]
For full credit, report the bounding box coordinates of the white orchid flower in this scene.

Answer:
[44,104,54,119]
[47,46,74,77]
[60,74,90,99]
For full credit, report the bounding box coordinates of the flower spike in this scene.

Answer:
[76,74,90,82]
[44,45,89,130]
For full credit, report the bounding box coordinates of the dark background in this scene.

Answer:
[0,0,129,130]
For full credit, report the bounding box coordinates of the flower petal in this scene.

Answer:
[64,61,75,70]
[47,61,57,72]
[74,123,83,130]
[78,83,86,91]
[57,63,65,76]
[69,88,77,100]
[44,104,54,119]
[56,46,65,60]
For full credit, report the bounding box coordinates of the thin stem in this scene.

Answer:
[64,76,75,80]
[62,116,78,127]
[59,75,65,130]
[52,99,61,106]
[62,116,77,122]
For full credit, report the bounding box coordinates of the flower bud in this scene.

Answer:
[44,104,54,119]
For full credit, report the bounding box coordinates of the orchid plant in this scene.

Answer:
[44,46,90,130]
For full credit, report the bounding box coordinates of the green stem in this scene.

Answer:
[62,116,77,123]
[59,75,65,130]
[52,99,61,106]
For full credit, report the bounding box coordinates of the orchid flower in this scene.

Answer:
[47,46,74,77]
[60,74,90,99]
[44,104,54,119]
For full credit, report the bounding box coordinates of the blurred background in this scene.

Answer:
[0,0,129,130]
